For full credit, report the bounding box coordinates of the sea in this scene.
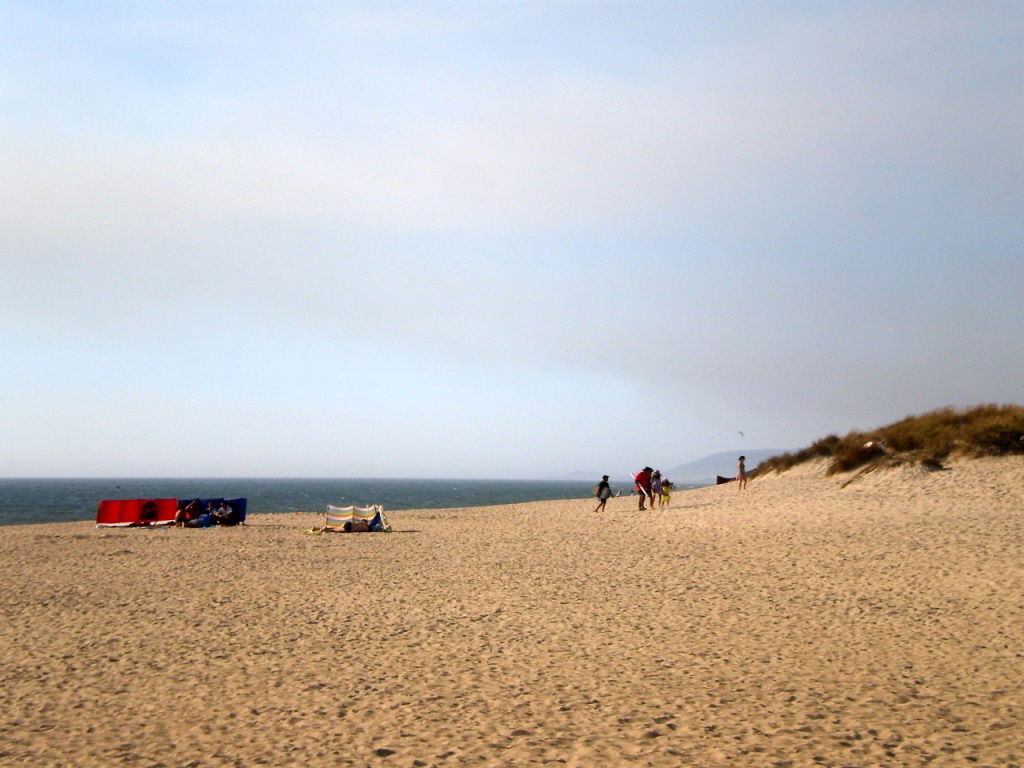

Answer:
[0,477,699,527]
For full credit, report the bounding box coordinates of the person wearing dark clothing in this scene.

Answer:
[594,475,612,513]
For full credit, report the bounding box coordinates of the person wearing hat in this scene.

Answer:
[594,475,612,513]
[634,467,654,510]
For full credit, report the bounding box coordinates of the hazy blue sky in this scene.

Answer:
[2,1,1022,478]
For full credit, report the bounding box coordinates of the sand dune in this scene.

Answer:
[1,456,1022,767]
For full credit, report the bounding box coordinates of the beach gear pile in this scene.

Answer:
[308,504,391,533]
[95,498,247,527]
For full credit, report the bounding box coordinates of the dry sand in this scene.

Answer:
[1,457,1022,767]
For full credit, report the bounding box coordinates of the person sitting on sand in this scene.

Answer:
[737,456,747,490]
[594,475,612,513]
[174,500,200,527]
[213,500,236,526]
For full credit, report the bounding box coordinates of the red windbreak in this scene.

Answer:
[96,498,178,525]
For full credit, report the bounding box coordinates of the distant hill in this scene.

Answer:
[663,449,786,485]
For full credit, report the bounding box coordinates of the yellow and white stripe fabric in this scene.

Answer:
[325,504,390,531]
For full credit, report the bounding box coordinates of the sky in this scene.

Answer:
[1,1,1022,479]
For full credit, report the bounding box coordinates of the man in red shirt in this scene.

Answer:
[634,466,653,510]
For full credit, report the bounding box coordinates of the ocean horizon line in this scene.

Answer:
[0,474,606,481]
[1,476,683,527]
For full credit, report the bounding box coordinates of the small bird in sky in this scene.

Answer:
[738,431,744,438]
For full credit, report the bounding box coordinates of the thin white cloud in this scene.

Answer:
[4,3,1019,244]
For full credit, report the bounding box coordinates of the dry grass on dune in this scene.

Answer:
[755,404,1024,478]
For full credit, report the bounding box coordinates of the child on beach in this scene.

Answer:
[737,456,747,490]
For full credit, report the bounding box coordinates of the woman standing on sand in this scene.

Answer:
[651,471,663,508]
[737,456,747,490]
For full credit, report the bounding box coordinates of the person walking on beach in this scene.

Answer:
[594,475,612,513]
[737,456,748,490]
[634,467,653,510]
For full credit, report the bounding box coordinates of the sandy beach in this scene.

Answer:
[1,457,1022,767]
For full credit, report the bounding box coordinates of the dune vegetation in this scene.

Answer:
[754,404,1024,477]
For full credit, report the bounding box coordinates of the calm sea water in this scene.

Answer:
[0,477,677,526]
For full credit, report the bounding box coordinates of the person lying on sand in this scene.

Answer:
[308,519,373,534]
